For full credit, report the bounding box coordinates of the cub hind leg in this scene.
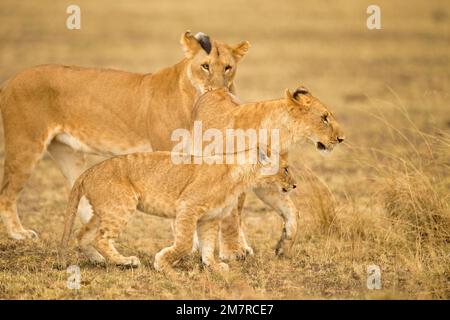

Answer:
[48,141,107,261]
[90,193,140,267]
[77,215,106,264]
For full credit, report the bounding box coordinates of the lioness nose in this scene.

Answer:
[337,137,345,143]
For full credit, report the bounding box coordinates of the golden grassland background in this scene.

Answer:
[0,0,449,299]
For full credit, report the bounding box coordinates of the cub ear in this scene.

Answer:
[285,86,311,106]
[180,31,201,58]
[285,89,298,105]
[232,41,250,61]
[292,86,310,99]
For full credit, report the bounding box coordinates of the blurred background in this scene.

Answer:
[0,0,448,299]
[1,0,448,100]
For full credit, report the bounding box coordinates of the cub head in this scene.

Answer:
[180,31,250,93]
[285,86,345,153]
[277,160,297,193]
[259,153,297,193]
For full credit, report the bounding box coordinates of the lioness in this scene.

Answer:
[60,151,296,272]
[0,31,250,240]
[190,86,345,259]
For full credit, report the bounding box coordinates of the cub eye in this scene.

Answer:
[284,167,289,174]
[201,63,210,71]
[321,114,329,124]
[224,65,232,72]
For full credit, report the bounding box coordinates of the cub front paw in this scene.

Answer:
[117,256,141,268]
[154,247,175,273]
[216,262,230,272]
[203,261,230,273]
[275,239,294,257]
[10,229,38,240]
[244,245,254,256]
[219,246,247,261]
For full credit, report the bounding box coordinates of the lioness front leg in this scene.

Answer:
[154,205,199,273]
[219,193,253,261]
[197,217,229,272]
[254,187,298,257]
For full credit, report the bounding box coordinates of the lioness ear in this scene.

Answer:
[180,31,201,58]
[232,41,250,61]
[194,32,212,54]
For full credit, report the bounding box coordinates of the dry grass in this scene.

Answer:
[0,0,449,299]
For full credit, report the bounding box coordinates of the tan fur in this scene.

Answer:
[59,151,295,272]
[191,87,345,259]
[0,31,250,240]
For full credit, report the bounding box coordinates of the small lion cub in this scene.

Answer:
[60,150,295,272]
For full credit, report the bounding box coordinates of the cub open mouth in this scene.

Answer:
[317,142,327,150]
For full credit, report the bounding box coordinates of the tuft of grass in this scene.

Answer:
[341,100,450,299]
[382,170,450,244]
[294,166,339,235]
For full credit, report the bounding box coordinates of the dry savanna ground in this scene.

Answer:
[0,0,449,299]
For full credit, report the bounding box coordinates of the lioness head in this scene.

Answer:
[285,86,345,153]
[180,31,250,93]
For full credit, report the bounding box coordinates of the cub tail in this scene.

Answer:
[58,176,85,265]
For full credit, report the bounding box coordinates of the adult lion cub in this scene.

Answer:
[0,31,250,240]
[191,87,345,259]
[60,151,296,272]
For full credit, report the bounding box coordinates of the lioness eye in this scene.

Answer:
[224,65,232,72]
[322,114,329,124]
[201,63,209,71]
[284,167,289,174]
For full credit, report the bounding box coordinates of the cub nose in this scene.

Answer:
[292,184,297,189]
[337,137,345,144]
